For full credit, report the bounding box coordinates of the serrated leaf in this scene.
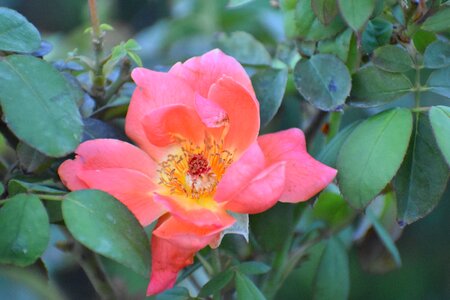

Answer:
[237,261,271,275]
[217,31,271,66]
[199,269,234,297]
[337,109,413,209]
[0,7,41,53]
[394,112,449,225]
[0,55,83,157]
[429,106,450,166]
[295,0,346,41]
[62,190,151,277]
[294,54,351,111]
[235,272,266,300]
[372,45,413,73]
[338,0,375,32]
[252,68,288,127]
[349,66,413,107]
[313,237,349,300]
[0,194,49,266]
[427,66,450,98]
[421,7,450,32]
[311,0,339,25]
[424,40,450,69]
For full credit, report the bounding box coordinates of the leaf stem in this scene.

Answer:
[103,59,131,101]
[196,252,214,275]
[88,0,106,103]
[326,112,343,143]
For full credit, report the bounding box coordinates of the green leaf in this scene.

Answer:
[16,142,48,173]
[155,287,191,300]
[372,45,414,72]
[235,272,266,300]
[412,29,437,54]
[317,121,361,168]
[252,68,288,127]
[294,54,351,111]
[361,18,393,53]
[424,40,450,69]
[394,112,449,225]
[311,0,339,25]
[199,269,234,297]
[366,209,401,267]
[312,189,355,229]
[295,0,346,41]
[0,194,49,266]
[313,237,349,300]
[338,0,375,32]
[422,7,450,32]
[8,179,64,196]
[0,182,4,195]
[0,8,41,53]
[349,66,413,107]
[62,190,151,277]
[0,55,83,157]
[317,29,353,62]
[217,31,271,66]
[429,106,450,166]
[337,109,413,209]
[427,66,450,98]
[237,261,271,275]
[227,0,254,7]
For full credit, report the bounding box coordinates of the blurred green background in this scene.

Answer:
[0,0,448,299]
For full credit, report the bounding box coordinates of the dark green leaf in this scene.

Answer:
[366,209,401,266]
[313,237,349,300]
[312,189,355,229]
[0,8,40,53]
[8,179,64,196]
[361,18,393,53]
[337,109,413,209]
[235,272,266,300]
[349,66,413,107]
[427,66,450,98]
[82,118,125,142]
[338,0,375,32]
[62,190,150,277]
[394,112,449,225]
[252,68,288,127]
[317,29,353,62]
[237,261,271,275]
[199,269,234,297]
[372,45,413,72]
[294,54,351,111]
[0,55,83,157]
[412,29,437,54]
[0,194,49,266]
[424,40,450,69]
[295,0,346,41]
[0,182,4,195]
[155,286,191,300]
[429,106,450,166]
[311,0,339,25]
[16,142,49,173]
[217,31,271,66]
[317,121,361,168]
[421,7,450,32]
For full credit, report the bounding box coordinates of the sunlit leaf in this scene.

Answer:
[429,106,450,166]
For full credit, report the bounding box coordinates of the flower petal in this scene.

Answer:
[142,104,205,147]
[195,93,229,128]
[153,193,235,229]
[208,76,259,154]
[258,128,337,202]
[169,49,255,99]
[224,162,286,214]
[79,168,164,226]
[126,68,195,159]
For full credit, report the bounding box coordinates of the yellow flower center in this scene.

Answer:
[158,138,234,199]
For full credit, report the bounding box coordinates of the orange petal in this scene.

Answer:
[142,104,205,147]
[258,128,337,202]
[126,68,195,160]
[195,93,229,128]
[208,76,259,154]
[153,193,235,229]
[169,49,255,99]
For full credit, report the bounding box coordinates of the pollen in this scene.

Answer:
[158,137,234,200]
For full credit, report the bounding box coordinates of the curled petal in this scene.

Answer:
[142,104,205,147]
[153,193,235,229]
[57,139,164,226]
[169,49,255,99]
[208,76,259,154]
[258,128,337,202]
[126,68,195,159]
[195,93,229,128]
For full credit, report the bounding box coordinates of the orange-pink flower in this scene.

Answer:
[58,49,336,295]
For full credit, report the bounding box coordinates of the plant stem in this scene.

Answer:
[196,252,214,275]
[103,59,131,101]
[304,110,328,143]
[326,112,343,143]
[88,0,106,103]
